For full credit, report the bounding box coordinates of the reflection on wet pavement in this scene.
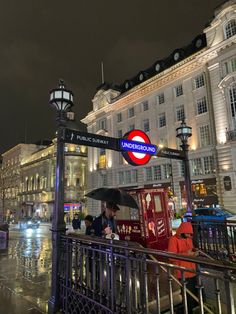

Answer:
[0,225,52,314]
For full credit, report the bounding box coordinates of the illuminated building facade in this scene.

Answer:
[82,0,236,215]
[0,140,87,220]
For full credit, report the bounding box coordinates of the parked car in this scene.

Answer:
[18,217,40,229]
[192,207,235,223]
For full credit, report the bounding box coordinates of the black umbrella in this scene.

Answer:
[85,188,139,209]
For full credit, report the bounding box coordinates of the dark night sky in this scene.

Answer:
[0,0,224,154]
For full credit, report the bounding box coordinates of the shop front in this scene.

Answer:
[180,178,218,208]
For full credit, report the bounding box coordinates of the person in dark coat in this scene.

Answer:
[84,215,93,235]
[72,214,81,231]
[89,201,120,237]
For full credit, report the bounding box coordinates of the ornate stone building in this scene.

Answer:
[0,140,87,221]
[82,0,236,216]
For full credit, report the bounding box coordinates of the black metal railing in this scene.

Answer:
[59,234,236,314]
[191,219,236,262]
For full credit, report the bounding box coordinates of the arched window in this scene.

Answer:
[225,20,236,39]
[229,83,236,128]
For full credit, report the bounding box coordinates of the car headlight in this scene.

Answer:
[27,221,31,224]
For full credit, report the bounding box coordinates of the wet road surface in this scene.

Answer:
[0,224,52,314]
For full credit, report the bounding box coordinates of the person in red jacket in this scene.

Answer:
[168,222,198,313]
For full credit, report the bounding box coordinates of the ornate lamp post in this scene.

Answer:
[176,119,192,216]
[48,80,74,313]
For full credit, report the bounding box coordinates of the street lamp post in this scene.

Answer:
[176,119,192,216]
[48,80,74,313]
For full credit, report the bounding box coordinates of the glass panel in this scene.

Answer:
[154,195,162,213]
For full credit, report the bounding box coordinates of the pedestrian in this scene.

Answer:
[84,215,93,235]
[167,222,199,314]
[89,201,120,237]
[72,214,81,232]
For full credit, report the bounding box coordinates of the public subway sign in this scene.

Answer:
[120,130,157,166]
[63,128,119,150]
[63,128,184,166]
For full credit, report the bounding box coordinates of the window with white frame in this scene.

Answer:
[194,74,205,89]
[200,125,211,147]
[157,93,165,104]
[223,57,236,76]
[118,171,125,184]
[179,161,185,176]
[224,19,236,39]
[128,107,135,118]
[142,101,149,111]
[162,164,172,179]
[175,84,183,97]
[99,118,106,130]
[131,170,138,183]
[117,113,122,123]
[191,158,203,176]
[129,124,135,131]
[143,119,150,132]
[196,97,207,115]
[203,156,215,174]
[159,113,166,128]
[153,165,161,180]
[101,173,108,186]
[125,171,131,184]
[229,84,236,126]
[117,129,123,138]
[145,167,153,181]
[176,105,185,121]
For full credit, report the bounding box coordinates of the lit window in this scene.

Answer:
[129,124,135,131]
[203,156,215,174]
[128,107,135,118]
[145,167,153,181]
[159,113,166,128]
[223,57,236,76]
[143,101,149,111]
[117,113,122,123]
[118,172,124,185]
[143,119,150,132]
[229,84,236,128]
[162,164,171,179]
[200,125,211,147]
[196,97,207,115]
[157,93,165,104]
[175,84,183,97]
[117,129,122,138]
[153,165,161,180]
[191,158,203,176]
[176,105,185,121]
[194,74,205,89]
[225,20,236,39]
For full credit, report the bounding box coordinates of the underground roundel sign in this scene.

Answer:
[120,129,157,166]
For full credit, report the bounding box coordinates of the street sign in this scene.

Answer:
[120,139,157,155]
[63,128,119,150]
[157,147,185,160]
[121,130,154,166]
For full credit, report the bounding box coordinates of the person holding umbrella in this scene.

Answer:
[89,201,120,237]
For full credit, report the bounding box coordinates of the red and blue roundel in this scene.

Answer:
[120,129,157,166]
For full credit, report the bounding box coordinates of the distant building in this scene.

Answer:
[82,0,236,215]
[0,141,87,221]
